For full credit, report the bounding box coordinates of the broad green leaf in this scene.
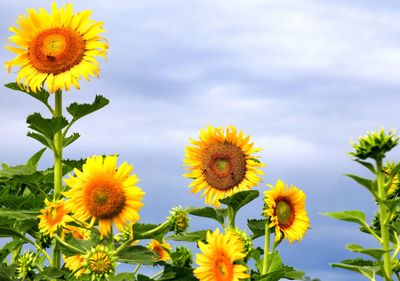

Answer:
[219,190,259,213]
[248,219,266,239]
[321,210,367,226]
[67,95,109,121]
[63,132,80,147]
[331,259,378,280]
[27,113,68,140]
[132,223,169,240]
[158,264,198,281]
[0,240,24,263]
[117,245,155,265]
[167,230,209,243]
[137,275,152,281]
[380,198,400,212]
[27,132,53,149]
[0,164,36,178]
[346,174,375,194]
[60,233,97,256]
[0,209,38,220]
[34,267,65,280]
[0,227,33,244]
[26,148,46,168]
[188,207,226,225]
[346,244,389,260]
[354,159,376,173]
[5,82,50,106]
[111,273,136,281]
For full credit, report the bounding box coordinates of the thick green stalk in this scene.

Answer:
[377,158,392,280]
[52,90,63,269]
[262,220,270,275]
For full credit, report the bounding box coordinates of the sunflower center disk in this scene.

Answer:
[276,200,294,226]
[214,255,233,281]
[84,180,126,219]
[90,253,112,273]
[29,27,85,75]
[203,142,247,190]
[47,205,65,224]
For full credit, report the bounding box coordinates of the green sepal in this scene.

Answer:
[219,190,259,214]
[67,95,109,121]
[346,244,390,260]
[117,245,155,265]
[321,210,367,226]
[187,206,226,225]
[27,112,68,141]
[167,230,209,243]
[247,218,266,239]
[63,132,80,148]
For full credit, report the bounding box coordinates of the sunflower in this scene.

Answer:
[148,239,172,261]
[84,245,116,281]
[64,155,145,237]
[194,229,249,281]
[62,225,91,240]
[5,3,108,93]
[264,180,310,243]
[64,255,86,278]
[184,125,264,207]
[38,199,72,237]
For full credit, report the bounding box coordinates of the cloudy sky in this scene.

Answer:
[1,0,400,280]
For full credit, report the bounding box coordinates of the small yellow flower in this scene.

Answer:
[184,125,264,207]
[264,180,310,243]
[38,199,72,237]
[84,245,116,280]
[5,3,108,93]
[194,229,250,281]
[148,239,172,261]
[64,255,86,278]
[64,155,145,237]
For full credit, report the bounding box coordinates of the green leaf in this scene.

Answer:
[137,275,152,281]
[27,132,53,149]
[111,273,136,281]
[0,240,25,263]
[63,132,80,147]
[354,159,376,173]
[188,207,226,225]
[346,174,375,194]
[34,267,65,280]
[0,209,38,221]
[27,112,68,140]
[248,219,266,239]
[219,190,259,213]
[26,148,46,168]
[0,164,36,178]
[321,210,367,227]
[167,230,209,243]
[132,223,168,240]
[346,244,389,260]
[158,264,198,281]
[380,198,400,212]
[117,245,155,265]
[331,259,378,280]
[5,82,50,106]
[0,227,33,244]
[67,95,109,121]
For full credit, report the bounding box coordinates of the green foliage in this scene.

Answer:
[187,206,227,225]
[248,219,267,239]
[117,246,155,265]
[66,95,109,121]
[322,210,367,227]
[5,82,51,110]
[27,113,68,145]
[219,189,259,213]
[167,230,209,243]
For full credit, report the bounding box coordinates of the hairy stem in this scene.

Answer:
[262,219,270,275]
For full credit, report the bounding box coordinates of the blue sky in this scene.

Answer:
[1,1,400,280]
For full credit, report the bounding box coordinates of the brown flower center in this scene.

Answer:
[29,27,85,74]
[276,199,294,228]
[83,177,126,219]
[202,142,247,190]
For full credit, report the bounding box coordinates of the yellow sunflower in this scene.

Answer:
[5,3,108,93]
[64,254,86,278]
[194,228,250,281]
[264,180,310,243]
[38,199,72,237]
[184,125,264,207]
[148,239,172,261]
[64,155,145,237]
[84,245,116,280]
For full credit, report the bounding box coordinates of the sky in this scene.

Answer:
[1,0,400,280]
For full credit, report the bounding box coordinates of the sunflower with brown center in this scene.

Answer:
[64,155,145,237]
[38,199,72,237]
[264,180,310,243]
[148,239,172,261]
[5,3,108,93]
[194,228,250,281]
[184,125,264,207]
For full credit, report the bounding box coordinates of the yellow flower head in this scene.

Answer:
[62,225,91,240]
[64,155,145,237]
[84,245,116,280]
[38,198,72,237]
[194,229,250,281]
[5,3,108,93]
[148,239,172,261]
[264,180,310,243]
[64,254,86,278]
[184,125,264,207]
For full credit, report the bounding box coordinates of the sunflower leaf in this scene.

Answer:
[67,95,109,121]
[27,113,68,141]
[248,219,266,239]
[346,174,376,195]
[187,207,226,225]
[331,259,379,280]
[0,227,33,244]
[321,210,367,227]
[117,245,155,265]
[219,190,259,213]
[25,148,47,168]
[5,82,51,106]
[354,159,376,174]
[167,230,209,243]
[63,132,80,148]
[346,244,390,261]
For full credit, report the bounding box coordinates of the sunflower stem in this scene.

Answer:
[133,263,141,275]
[139,221,171,239]
[52,90,63,270]
[377,158,392,280]
[53,234,85,254]
[262,219,270,275]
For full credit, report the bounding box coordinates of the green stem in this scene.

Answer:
[227,206,236,229]
[139,221,171,238]
[52,90,63,269]
[53,234,85,254]
[133,263,141,275]
[262,219,270,275]
[377,158,392,280]
[151,271,163,279]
